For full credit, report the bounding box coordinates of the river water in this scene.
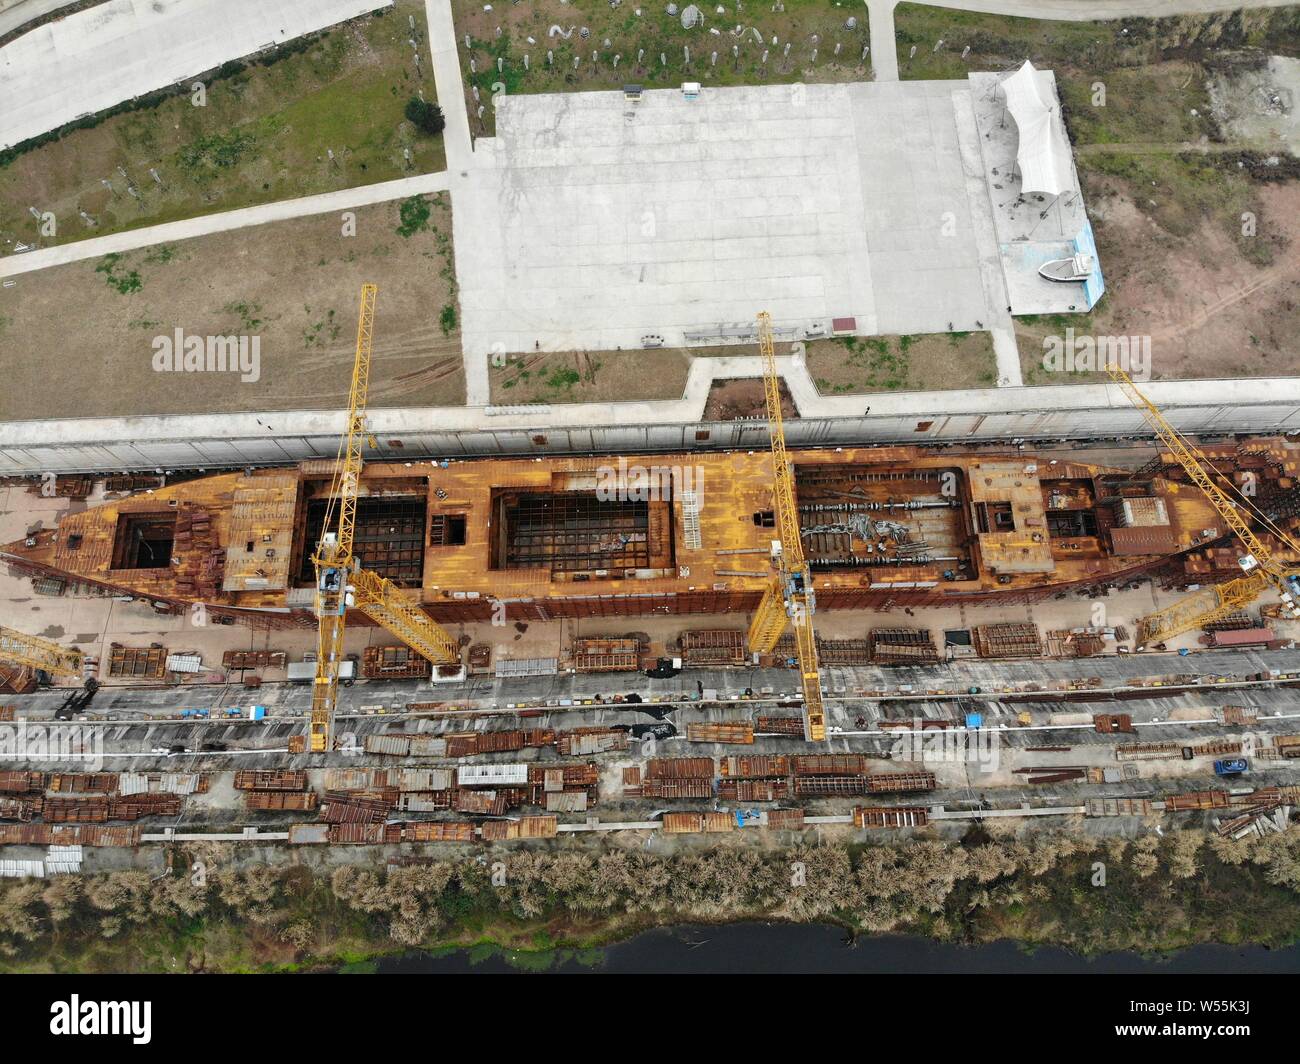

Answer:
[372,922,1300,974]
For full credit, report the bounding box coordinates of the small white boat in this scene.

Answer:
[1038,253,1093,283]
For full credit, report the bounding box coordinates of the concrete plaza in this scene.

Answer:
[457,80,1002,356]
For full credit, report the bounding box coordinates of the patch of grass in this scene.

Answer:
[1061,62,1214,146]
[455,0,875,135]
[439,302,458,335]
[396,194,432,238]
[224,300,265,331]
[177,130,256,178]
[94,253,142,295]
[303,306,341,348]
[490,349,688,403]
[546,367,582,390]
[807,332,998,394]
[143,244,179,266]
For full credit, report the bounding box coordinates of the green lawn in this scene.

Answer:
[0,0,445,250]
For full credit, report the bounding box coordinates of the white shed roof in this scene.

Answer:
[1001,61,1074,197]
[457,764,529,786]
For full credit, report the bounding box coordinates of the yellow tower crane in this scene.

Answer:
[308,285,462,753]
[1105,365,1300,646]
[0,623,84,679]
[746,312,827,743]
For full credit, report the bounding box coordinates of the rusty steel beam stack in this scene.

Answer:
[245,791,320,811]
[1163,790,1232,812]
[680,629,747,666]
[662,812,736,834]
[401,821,475,843]
[718,779,788,801]
[0,797,38,822]
[720,755,791,779]
[644,757,715,780]
[638,778,715,799]
[107,644,168,680]
[773,635,873,666]
[445,729,555,757]
[0,824,140,846]
[793,754,871,776]
[233,770,309,792]
[755,716,807,737]
[686,721,755,745]
[868,628,940,666]
[557,728,628,755]
[572,636,642,672]
[527,762,600,788]
[362,645,433,680]
[480,816,559,842]
[0,771,46,793]
[321,790,395,823]
[43,794,182,822]
[48,772,119,793]
[854,806,929,828]
[972,623,1043,660]
[793,770,937,797]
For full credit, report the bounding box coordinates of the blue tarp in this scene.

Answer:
[1073,216,1105,309]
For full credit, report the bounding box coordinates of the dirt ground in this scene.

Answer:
[0,0,443,251]
[454,0,873,136]
[0,195,464,420]
[703,379,797,421]
[1019,178,1300,384]
[490,349,692,404]
[806,333,998,394]
[1209,53,1300,154]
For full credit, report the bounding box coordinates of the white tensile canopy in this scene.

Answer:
[1001,60,1074,197]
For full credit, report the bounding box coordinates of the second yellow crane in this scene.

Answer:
[308,285,462,752]
[746,312,826,743]
[0,623,84,680]
[1106,365,1300,646]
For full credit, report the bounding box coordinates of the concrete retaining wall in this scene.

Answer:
[2,378,1298,474]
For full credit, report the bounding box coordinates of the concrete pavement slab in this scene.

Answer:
[0,0,393,150]
[456,80,1007,359]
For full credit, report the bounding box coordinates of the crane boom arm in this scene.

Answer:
[758,312,806,570]
[1105,364,1300,643]
[1133,571,1269,646]
[351,568,461,666]
[307,284,462,752]
[747,312,826,742]
[1105,366,1284,574]
[333,282,378,567]
[0,624,83,679]
[308,284,377,753]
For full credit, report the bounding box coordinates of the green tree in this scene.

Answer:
[405,98,445,136]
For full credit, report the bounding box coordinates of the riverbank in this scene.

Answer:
[374,924,1300,975]
[2,830,1299,972]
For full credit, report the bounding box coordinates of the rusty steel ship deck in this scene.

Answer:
[0,444,1245,623]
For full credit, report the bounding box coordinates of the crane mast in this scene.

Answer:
[1105,365,1300,645]
[308,285,461,753]
[747,312,826,742]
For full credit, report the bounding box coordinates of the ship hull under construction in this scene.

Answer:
[5,441,1296,626]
